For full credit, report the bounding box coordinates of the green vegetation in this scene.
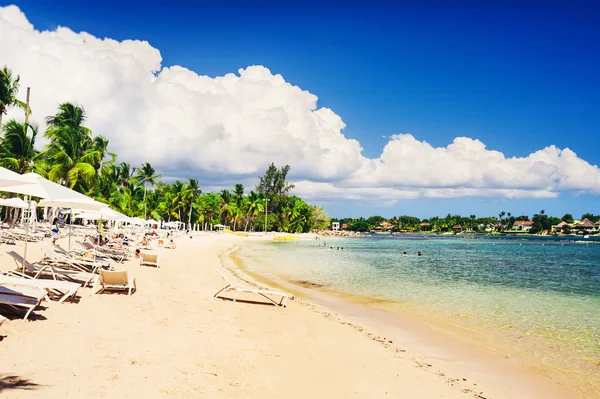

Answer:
[0,66,330,232]
[334,209,598,235]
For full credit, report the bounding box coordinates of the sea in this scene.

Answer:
[234,234,600,396]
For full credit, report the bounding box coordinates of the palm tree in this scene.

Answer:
[469,214,476,231]
[219,189,233,226]
[0,120,40,173]
[233,184,244,207]
[0,67,27,127]
[90,135,115,176]
[170,180,186,221]
[135,162,162,219]
[243,191,264,231]
[42,103,99,190]
[186,178,201,228]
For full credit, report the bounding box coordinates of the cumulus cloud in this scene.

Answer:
[1,4,599,204]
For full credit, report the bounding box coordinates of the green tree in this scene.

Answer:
[135,162,162,219]
[0,67,27,127]
[0,120,40,173]
[561,213,574,224]
[185,178,201,227]
[42,103,104,191]
[367,215,385,229]
[581,213,599,223]
[309,206,330,231]
[243,191,264,231]
[256,163,294,231]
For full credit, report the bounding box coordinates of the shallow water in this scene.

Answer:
[238,235,600,393]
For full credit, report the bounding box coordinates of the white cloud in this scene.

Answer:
[1,4,600,204]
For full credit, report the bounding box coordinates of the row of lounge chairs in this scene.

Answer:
[1,229,45,243]
[0,241,138,321]
[1,234,289,324]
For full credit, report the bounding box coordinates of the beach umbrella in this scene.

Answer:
[74,207,129,221]
[1,173,107,267]
[1,173,105,210]
[0,166,33,188]
[0,197,29,208]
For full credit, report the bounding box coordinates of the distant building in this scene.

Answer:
[331,222,340,231]
[552,221,569,232]
[512,220,534,231]
[574,218,595,232]
[452,224,462,232]
[341,223,348,230]
[419,222,431,231]
[381,221,393,230]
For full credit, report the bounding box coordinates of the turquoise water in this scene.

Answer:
[238,235,600,389]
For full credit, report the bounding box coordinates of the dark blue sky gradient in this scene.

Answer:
[4,0,600,217]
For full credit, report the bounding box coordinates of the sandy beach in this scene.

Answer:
[0,234,581,398]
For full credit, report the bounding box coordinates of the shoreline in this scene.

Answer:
[228,239,589,399]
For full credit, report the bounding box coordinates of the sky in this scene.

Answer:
[1,1,599,219]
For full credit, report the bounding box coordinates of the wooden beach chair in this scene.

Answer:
[0,272,80,304]
[95,270,136,296]
[0,285,46,320]
[213,269,290,307]
[139,253,160,268]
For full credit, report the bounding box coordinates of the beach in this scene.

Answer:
[0,234,583,398]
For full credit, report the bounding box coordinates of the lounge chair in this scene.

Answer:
[39,242,110,273]
[80,241,129,263]
[0,273,80,304]
[0,285,46,320]
[7,251,97,288]
[139,253,159,268]
[95,270,136,296]
[214,269,290,307]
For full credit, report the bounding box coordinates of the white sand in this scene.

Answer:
[0,235,581,398]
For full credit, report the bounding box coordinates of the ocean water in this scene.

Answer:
[236,235,600,393]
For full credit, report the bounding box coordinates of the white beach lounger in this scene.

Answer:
[39,242,109,273]
[0,273,80,304]
[7,251,97,288]
[95,270,136,296]
[0,285,46,320]
[214,269,290,307]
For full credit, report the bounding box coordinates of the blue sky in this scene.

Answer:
[4,1,600,218]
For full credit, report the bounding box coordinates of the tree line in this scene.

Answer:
[333,211,600,234]
[0,66,330,232]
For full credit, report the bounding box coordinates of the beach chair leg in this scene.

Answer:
[23,305,35,320]
[213,284,232,299]
[257,293,282,307]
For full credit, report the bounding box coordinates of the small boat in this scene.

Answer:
[273,236,299,241]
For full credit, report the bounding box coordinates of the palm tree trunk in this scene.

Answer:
[244,219,249,232]
[143,183,148,219]
[188,204,193,227]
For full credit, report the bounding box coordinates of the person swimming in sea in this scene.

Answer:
[417,251,422,256]
[403,251,407,256]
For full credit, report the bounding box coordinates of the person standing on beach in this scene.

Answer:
[50,218,61,247]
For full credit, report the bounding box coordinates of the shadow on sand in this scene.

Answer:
[0,375,41,393]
